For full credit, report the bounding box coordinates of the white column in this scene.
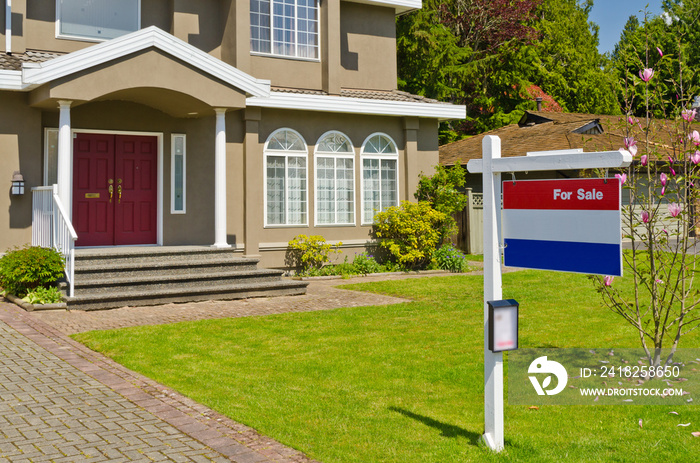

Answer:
[482,135,504,451]
[57,100,72,215]
[213,108,230,248]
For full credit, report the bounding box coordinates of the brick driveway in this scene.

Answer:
[0,271,465,462]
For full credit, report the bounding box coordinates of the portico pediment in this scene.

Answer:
[23,26,270,115]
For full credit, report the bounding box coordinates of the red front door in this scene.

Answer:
[73,133,158,247]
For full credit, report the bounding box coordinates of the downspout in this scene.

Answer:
[5,0,10,54]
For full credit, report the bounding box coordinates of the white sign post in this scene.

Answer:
[467,135,632,452]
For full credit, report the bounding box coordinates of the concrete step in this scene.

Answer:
[74,257,260,280]
[65,279,308,311]
[69,269,285,296]
[74,246,252,267]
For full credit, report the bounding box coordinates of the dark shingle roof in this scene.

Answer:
[0,50,63,71]
[272,86,448,104]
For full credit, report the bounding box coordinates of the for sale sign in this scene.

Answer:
[502,178,622,276]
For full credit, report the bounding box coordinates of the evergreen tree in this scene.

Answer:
[396,0,620,140]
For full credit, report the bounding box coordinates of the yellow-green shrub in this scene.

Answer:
[287,235,341,273]
[373,201,446,269]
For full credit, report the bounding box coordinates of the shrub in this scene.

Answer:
[433,244,469,273]
[373,201,446,270]
[352,253,384,275]
[0,246,65,297]
[414,163,467,245]
[22,286,63,305]
[287,235,341,274]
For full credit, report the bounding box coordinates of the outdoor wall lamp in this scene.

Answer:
[11,171,25,195]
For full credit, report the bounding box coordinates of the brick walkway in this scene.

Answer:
[0,270,470,462]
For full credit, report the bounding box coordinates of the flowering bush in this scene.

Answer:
[593,26,700,373]
[432,244,469,273]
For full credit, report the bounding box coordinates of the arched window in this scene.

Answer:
[360,133,399,224]
[265,129,308,226]
[315,131,355,225]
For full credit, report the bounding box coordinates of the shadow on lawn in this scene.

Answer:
[388,407,481,445]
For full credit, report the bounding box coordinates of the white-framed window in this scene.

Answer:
[44,128,59,186]
[315,131,355,226]
[171,134,186,214]
[56,0,141,42]
[361,133,399,224]
[265,129,309,226]
[250,0,320,60]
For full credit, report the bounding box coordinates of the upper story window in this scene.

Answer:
[250,0,320,60]
[57,0,140,42]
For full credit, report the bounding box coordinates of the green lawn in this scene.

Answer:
[73,271,700,462]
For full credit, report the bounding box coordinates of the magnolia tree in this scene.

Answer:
[592,25,700,373]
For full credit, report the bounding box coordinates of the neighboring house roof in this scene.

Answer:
[440,110,694,166]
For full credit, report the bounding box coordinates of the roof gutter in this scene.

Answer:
[5,0,10,54]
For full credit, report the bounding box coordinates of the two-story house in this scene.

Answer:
[0,0,465,269]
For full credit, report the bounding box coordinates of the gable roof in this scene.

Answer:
[1,26,271,97]
[440,111,694,166]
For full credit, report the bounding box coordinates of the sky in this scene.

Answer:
[589,0,664,55]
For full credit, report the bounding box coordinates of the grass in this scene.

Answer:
[73,270,700,462]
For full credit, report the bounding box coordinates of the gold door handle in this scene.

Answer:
[117,185,122,203]
[108,184,114,202]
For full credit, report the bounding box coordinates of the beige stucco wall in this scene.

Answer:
[339,2,397,91]
[15,1,398,94]
[0,92,43,252]
[23,0,171,54]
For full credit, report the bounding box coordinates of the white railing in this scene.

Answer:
[32,185,78,297]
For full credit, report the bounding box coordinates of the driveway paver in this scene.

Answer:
[0,301,318,462]
[0,270,474,462]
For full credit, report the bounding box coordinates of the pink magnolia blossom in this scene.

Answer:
[661,172,668,195]
[691,151,700,165]
[690,130,700,145]
[656,279,664,285]
[639,68,654,82]
[682,109,697,122]
[669,203,681,217]
[641,154,648,166]
[641,211,650,223]
[615,173,627,184]
[627,116,643,130]
[604,276,615,287]
[623,137,638,156]
[657,47,664,57]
